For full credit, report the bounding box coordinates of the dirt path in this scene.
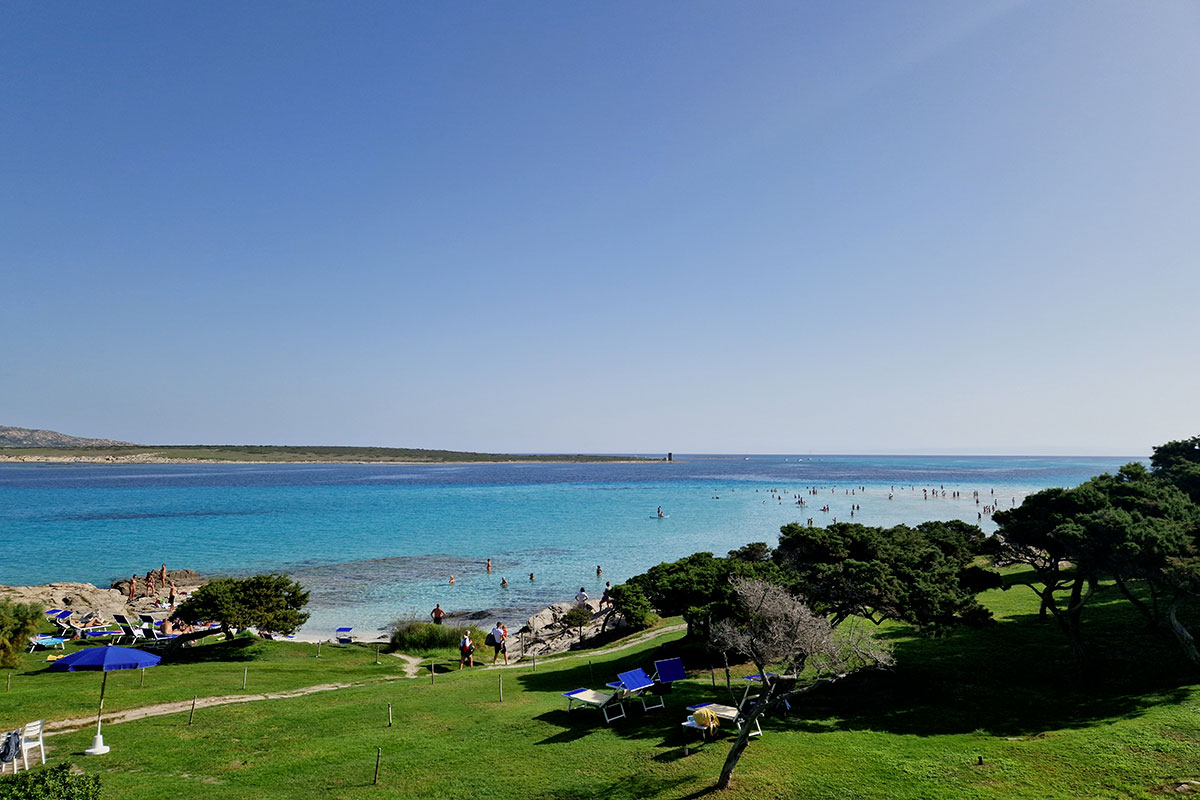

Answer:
[46,682,356,735]
[44,624,686,735]
[391,652,424,678]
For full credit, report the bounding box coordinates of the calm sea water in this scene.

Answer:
[0,455,1137,636]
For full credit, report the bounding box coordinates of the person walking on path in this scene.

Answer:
[431,603,446,625]
[488,622,508,665]
[459,632,474,669]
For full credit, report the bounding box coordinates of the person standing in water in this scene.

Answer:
[486,558,492,572]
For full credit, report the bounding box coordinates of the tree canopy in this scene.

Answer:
[172,574,310,646]
[994,455,1200,666]
[773,520,995,632]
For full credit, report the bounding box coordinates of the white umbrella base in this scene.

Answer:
[84,735,110,755]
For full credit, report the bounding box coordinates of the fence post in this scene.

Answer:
[498,675,503,702]
[373,747,381,785]
[316,641,322,659]
[188,696,197,726]
[242,667,247,690]
[388,703,392,727]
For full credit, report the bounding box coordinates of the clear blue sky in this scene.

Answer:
[3,2,1198,455]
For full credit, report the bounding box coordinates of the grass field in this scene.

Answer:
[4,582,1200,799]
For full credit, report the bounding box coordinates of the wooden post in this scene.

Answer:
[387,703,392,727]
[140,668,145,688]
[188,696,197,726]
[588,660,594,682]
[430,660,435,686]
[316,641,321,659]
[5,672,10,692]
[373,747,381,785]
[498,675,503,702]
[375,644,381,665]
[532,654,536,672]
[242,667,247,690]
[710,665,716,687]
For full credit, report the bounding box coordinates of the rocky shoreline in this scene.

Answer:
[1,576,627,657]
[0,570,209,621]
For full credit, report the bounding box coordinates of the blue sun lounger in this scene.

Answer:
[605,668,665,712]
[653,657,686,687]
[562,687,627,723]
[335,627,354,644]
[27,635,66,653]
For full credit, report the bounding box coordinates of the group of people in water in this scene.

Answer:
[432,556,617,669]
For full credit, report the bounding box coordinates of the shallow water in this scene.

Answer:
[0,454,1136,636]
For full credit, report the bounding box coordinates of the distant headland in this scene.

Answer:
[0,425,656,464]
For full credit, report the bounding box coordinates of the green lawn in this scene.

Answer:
[5,584,1200,799]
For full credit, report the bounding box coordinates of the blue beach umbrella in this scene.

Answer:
[52,646,161,755]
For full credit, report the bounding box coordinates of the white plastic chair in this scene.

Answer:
[21,719,45,770]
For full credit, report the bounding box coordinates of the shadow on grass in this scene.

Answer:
[158,637,264,664]
[517,642,749,751]
[780,590,1200,738]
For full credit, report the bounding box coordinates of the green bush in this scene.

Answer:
[387,620,486,653]
[562,606,592,635]
[608,584,656,630]
[0,598,43,669]
[0,763,100,800]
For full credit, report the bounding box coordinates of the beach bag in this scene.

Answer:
[691,707,719,734]
[485,632,496,647]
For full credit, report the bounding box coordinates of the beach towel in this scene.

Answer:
[0,730,20,764]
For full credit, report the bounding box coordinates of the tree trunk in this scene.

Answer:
[717,668,773,790]
[1112,574,1156,629]
[1168,595,1200,668]
[715,673,830,790]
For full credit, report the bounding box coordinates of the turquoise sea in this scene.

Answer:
[0,455,1138,637]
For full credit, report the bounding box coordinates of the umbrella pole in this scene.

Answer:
[85,672,111,755]
[97,671,107,733]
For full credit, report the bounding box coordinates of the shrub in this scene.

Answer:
[387,620,486,653]
[562,606,592,636]
[0,763,100,800]
[608,584,656,630]
[0,598,43,669]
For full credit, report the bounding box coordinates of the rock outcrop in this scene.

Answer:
[514,600,627,659]
[0,570,209,620]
